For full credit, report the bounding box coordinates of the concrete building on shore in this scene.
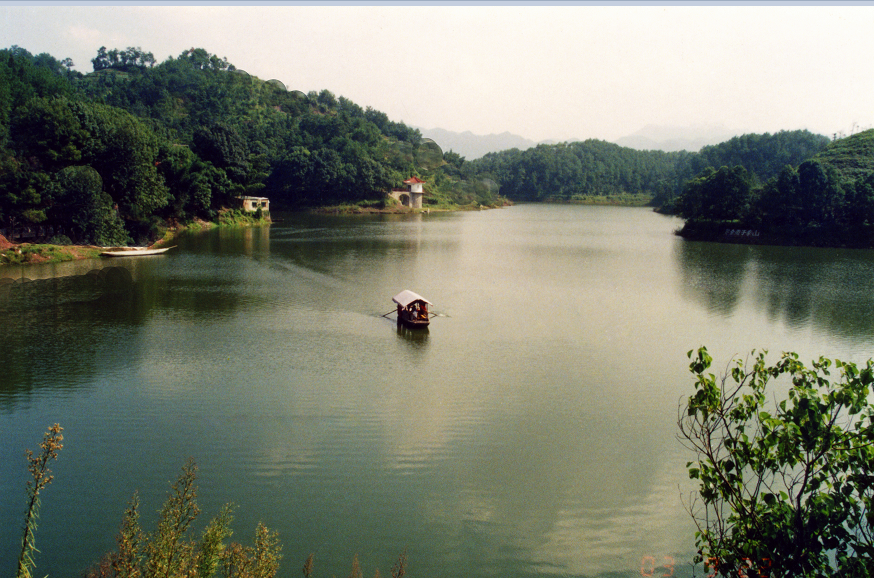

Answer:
[388,177,426,208]
[237,196,270,213]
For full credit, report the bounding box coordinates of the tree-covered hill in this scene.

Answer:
[687,130,830,184]
[466,130,830,208]
[672,128,874,247]
[468,140,684,203]
[1,43,849,251]
[811,128,874,182]
[1,45,502,247]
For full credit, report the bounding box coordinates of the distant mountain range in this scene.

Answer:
[613,124,741,152]
[419,124,742,160]
[418,128,540,160]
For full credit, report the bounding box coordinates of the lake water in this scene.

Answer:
[3,204,874,578]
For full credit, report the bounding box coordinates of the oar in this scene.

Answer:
[381,310,397,318]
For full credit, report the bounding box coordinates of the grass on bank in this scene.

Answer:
[0,210,270,266]
[562,193,653,206]
[311,196,510,215]
[0,243,104,266]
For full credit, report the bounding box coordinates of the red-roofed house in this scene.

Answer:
[389,177,426,208]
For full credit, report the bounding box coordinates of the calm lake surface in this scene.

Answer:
[3,204,874,578]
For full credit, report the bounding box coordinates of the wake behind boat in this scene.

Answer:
[100,246,176,257]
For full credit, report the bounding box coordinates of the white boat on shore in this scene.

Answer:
[99,246,175,257]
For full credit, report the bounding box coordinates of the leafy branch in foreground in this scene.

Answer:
[17,423,64,578]
[678,347,874,577]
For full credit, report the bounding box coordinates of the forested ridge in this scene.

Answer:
[2,43,860,251]
[464,123,874,248]
[673,129,874,247]
[467,130,832,207]
[469,140,681,203]
[0,45,501,247]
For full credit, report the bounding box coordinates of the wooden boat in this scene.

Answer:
[392,289,431,329]
[100,246,175,257]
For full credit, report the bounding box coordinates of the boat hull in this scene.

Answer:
[397,311,429,329]
[100,246,174,257]
[398,318,429,329]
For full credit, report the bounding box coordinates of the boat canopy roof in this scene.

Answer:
[392,290,432,308]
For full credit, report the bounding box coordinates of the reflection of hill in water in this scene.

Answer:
[0,267,140,401]
[0,260,256,403]
[0,266,134,310]
[749,247,874,339]
[676,241,874,340]
[676,241,749,318]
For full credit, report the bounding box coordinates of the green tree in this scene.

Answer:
[87,103,170,220]
[755,165,800,228]
[156,144,216,220]
[675,165,753,222]
[796,159,844,226]
[0,151,48,242]
[847,171,874,228]
[54,165,130,245]
[192,123,249,187]
[177,48,234,72]
[10,96,91,170]
[266,147,312,207]
[316,89,337,111]
[92,46,156,72]
[679,347,874,577]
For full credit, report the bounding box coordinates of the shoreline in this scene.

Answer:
[676,220,874,250]
[0,201,508,267]
[307,199,512,215]
[0,211,268,267]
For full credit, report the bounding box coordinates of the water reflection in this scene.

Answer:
[0,249,270,404]
[395,322,430,345]
[746,246,874,339]
[179,223,272,258]
[675,241,749,317]
[7,208,874,578]
[675,240,874,341]
[0,267,140,401]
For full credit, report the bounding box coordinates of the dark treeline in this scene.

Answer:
[2,43,848,249]
[689,131,831,182]
[469,140,682,202]
[673,129,874,246]
[466,130,831,208]
[1,45,501,246]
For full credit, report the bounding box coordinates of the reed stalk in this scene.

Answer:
[17,424,64,578]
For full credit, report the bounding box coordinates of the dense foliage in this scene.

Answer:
[1,45,500,246]
[1,43,848,249]
[679,347,874,577]
[466,130,829,208]
[673,130,874,246]
[468,140,681,202]
[687,131,831,185]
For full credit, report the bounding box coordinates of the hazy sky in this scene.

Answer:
[2,2,874,142]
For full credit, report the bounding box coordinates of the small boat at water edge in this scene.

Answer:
[99,246,176,257]
[392,289,431,329]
